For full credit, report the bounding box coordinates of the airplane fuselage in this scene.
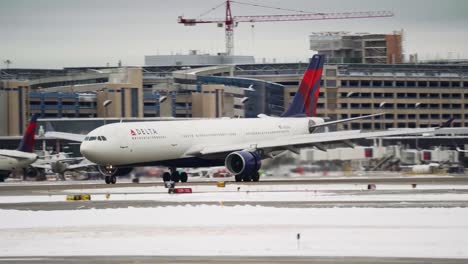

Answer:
[80,117,320,167]
[0,150,38,172]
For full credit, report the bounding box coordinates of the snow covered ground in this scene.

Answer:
[2,180,467,258]
[1,206,468,258]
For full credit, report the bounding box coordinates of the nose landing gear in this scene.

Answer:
[104,175,117,184]
[99,165,118,184]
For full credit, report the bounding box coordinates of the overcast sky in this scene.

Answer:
[1,0,467,68]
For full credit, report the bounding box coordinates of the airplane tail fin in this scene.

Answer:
[281,54,325,117]
[17,114,39,153]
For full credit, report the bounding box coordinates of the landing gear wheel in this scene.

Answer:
[180,172,188,183]
[110,176,117,184]
[105,176,111,184]
[252,171,260,182]
[171,171,180,182]
[162,172,171,182]
[242,174,252,182]
[235,174,242,182]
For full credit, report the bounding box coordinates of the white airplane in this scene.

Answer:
[31,153,95,180]
[49,55,440,184]
[0,114,39,182]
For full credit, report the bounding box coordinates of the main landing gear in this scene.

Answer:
[162,167,188,183]
[234,171,260,182]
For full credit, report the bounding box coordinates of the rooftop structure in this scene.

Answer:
[145,51,255,66]
[310,31,403,64]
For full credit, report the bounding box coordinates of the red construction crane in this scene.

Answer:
[178,0,394,56]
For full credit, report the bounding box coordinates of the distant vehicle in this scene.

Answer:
[0,114,39,182]
[400,163,441,174]
[186,168,209,178]
[49,55,440,185]
[186,167,232,178]
[134,167,163,178]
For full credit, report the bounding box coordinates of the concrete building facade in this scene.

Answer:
[310,31,403,64]
[1,60,467,137]
[0,80,29,136]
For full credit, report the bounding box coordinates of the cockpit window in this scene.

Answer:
[85,136,106,141]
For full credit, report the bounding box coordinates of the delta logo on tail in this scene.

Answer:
[281,54,325,118]
[17,113,39,153]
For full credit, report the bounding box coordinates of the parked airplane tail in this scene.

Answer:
[281,54,325,117]
[17,114,39,153]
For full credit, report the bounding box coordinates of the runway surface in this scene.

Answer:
[2,174,468,193]
[1,256,467,264]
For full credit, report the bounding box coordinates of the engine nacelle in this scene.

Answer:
[98,165,133,176]
[225,151,261,175]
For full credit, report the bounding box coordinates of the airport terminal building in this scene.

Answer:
[1,60,468,137]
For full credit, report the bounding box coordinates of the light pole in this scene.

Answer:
[103,99,112,125]
[158,95,167,117]
[414,102,421,149]
[240,97,249,118]
[414,102,421,128]
[379,102,386,130]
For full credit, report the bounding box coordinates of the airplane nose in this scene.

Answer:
[80,142,97,162]
[80,142,90,158]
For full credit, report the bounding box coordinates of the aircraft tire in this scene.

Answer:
[162,172,171,182]
[110,176,117,184]
[171,171,180,182]
[104,176,111,184]
[180,172,188,183]
[235,174,242,182]
[0,175,5,182]
[252,171,260,182]
[242,174,252,182]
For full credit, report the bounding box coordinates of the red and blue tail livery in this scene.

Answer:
[17,114,39,153]
[282,54,325,117]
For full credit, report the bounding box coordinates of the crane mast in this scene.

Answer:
[178,0,394,56]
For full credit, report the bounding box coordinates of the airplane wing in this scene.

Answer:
[193,128,438,157]
[0,150,37,160]
[309,113,383,129]
[45,132,86,142]
[67,160,96,170]
[30,163,51,170]
[32,159,95,170]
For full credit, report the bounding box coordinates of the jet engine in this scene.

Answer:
[225,151,261,176]
[98,165,133,176]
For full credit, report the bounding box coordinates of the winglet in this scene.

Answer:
[282,54,325,117]
[439,118,455,128]
[17,113,40,153]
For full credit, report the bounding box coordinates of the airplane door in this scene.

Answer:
[119,130,133,153]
